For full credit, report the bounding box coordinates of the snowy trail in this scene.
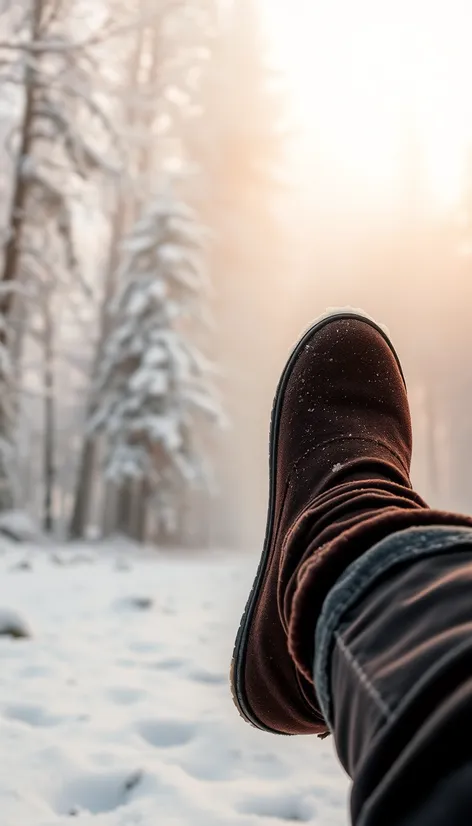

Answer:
[0,544,349,825]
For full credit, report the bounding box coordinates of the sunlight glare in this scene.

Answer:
[263,0,472,207]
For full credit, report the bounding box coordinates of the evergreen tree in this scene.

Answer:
[92,181,222,540]
[69,0,218,539]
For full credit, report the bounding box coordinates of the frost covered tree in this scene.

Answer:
[0,0,119,512]
[69,0,218,539]
[92,182,222,543]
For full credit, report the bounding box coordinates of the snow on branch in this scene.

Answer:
[0,2,185,55]
[91,181,224,526]
[33,99,118,177]
[20,166,94,301]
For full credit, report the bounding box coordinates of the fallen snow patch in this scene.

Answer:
[0,546,349,825]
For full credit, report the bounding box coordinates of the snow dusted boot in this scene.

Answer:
[230,310,472,738]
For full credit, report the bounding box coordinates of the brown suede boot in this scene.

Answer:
[231,309,472,738]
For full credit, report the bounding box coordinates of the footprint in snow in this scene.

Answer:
[19,664,53,678]
[128,640,162,654]
[107,687,147,706]
[115,657,142,669]
[4,704,66,728]
[148,656,186,671]
[55,769,143,815]
[9,560,32,572]
[238,793,316,822]
[187,667,227,685]
[137,718,195,748]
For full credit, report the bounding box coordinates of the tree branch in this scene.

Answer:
[0,2,184,55]
[33,99,119,176]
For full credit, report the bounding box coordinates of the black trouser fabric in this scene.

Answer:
[313,526,472,826]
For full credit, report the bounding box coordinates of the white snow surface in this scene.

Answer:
[0,510,43,542]
[0,544,349,825]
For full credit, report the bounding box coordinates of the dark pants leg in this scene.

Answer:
[314,525,472,826]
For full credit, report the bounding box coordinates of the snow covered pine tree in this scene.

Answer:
[92,183,222,543]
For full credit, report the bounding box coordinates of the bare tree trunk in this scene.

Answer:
[0,2,44,510]
[0,1,43,308]
[42,289,55,533]
[130,478,148,543]
[132,22,161,217]
[10,293,28,384]
[69,22,147,539]
[116,481,133,536]
[69,437,95,538]
[68,192,128,538]
[10,295,28,507]
[101,481,117,536]
[70,7,176,540]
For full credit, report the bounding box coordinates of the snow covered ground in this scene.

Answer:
[0,541,349,825]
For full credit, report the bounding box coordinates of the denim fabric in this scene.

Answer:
[313,525,472,729]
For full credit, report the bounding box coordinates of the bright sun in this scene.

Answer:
[262,0,472,208]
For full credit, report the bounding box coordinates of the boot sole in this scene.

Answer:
[230,309,405,734]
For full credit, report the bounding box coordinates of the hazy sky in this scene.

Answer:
[262,0,472,209]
